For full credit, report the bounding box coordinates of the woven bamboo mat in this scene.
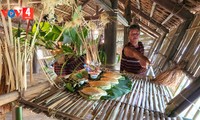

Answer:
[20,74,183,120]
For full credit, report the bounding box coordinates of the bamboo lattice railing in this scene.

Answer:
[20,74,183,120]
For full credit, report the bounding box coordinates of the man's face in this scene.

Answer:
[128,29,140,45]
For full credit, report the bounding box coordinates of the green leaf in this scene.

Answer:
[65,83,75,92]
[101,76,133,100]
[72,6,82,21]
[32,22,51,34]
[61,45,73,54]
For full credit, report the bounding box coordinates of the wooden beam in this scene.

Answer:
[150,2,156,18]
[94,0,113,11]
[82,0,90,7]
[140,28,157,39]
[136,0,140,9]
[130,5,169,33]
[161,13,174,25]
[152,0,194,21]
[94,0,128,26]
[0,81,50,106]
[166,76,200,117]
[135,19,160,37]
[84,15,99,20]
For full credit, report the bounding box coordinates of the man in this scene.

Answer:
[120,24,151,74]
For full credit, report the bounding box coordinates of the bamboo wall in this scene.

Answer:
[151,13,200,78]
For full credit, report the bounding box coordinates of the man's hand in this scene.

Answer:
[124,46,151,68]
[139,56,151,69]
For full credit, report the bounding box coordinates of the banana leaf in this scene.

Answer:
[101,76,133,100]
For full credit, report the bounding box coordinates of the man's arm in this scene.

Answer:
[124,46,151,68]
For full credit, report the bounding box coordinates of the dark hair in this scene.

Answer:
[129,24,140,31]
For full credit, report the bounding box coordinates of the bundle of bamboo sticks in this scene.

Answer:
[0,3,44,93]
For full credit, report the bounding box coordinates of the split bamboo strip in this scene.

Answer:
[62,97,83,112]
[98,100,115,120]
[127,105,133,120]
[109,95,126,120]
[20,98,83,120]
[141,80,147,108]
[144,109,150,120]
[92,100,109,119]
[45,91,67,106]
[137,80,144,106]
[54,93,76,109]
[138,107,144,120]
[155,112,160,120]
[31,88,60,104]
[160,113,165,120]
[156,84,165,113]
[53,93,72,109]
[192,109,200,120]
[150,111,154,120]
[131,80,142,106]
[149,82,154,111]
[46,92,69,107]
[145,81,150,110]
[66,99,86,115]
[75,101,96,117]
[133,106,140,120]
[160,85,170,103]
[58,95,81,111]
[102,100,119,120]
[47,96,68,109]
[116,103,125,120]
[45,90,64,104]
[121,79,138,108]
[152,83,160,112]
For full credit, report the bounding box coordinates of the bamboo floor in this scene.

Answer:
[20,74,183,120]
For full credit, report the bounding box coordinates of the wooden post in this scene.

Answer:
[165,76,200,117]
[123,0,132,46]
[0,81,50,106]
[103,0,118,69]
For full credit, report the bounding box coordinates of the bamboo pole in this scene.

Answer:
[0,81,50,106]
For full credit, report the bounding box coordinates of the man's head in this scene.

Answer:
[128,24,140,46]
